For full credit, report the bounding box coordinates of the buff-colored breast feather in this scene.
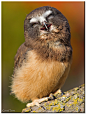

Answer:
[11,50,72,103]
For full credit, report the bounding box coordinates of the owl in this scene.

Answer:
[11,6,72,107]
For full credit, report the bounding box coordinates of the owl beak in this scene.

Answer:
[44,22,48,30]
[40,22,52,31]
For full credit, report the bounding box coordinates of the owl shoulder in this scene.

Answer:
[14,42,31,70]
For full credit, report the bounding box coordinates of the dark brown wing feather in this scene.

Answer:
[13,42,31,74]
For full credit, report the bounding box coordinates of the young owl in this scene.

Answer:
[11,6,72,107]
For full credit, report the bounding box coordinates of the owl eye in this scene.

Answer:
[31,22,38,26]
[47,13,54,19]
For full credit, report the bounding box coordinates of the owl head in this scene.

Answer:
[24,6,71,59]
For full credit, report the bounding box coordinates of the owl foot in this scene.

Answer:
[26,95,55,108]
[26,97,48,107]
[54,89,62,95]
[54,89,64,98]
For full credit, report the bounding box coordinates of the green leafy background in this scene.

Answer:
[2,2,84,112]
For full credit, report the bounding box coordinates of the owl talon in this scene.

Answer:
[49,93,56,99]
[54,89,62,95]
[26,97,49,108]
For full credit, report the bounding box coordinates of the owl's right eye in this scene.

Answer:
[31,22,37,26]
[30,22,38,27]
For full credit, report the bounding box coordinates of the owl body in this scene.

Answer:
[12,49,72,103]
[11,6,72,103]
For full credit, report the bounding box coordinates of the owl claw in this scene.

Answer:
[26,97,49,108]
[54,89,62,95]
[26,95,55,108]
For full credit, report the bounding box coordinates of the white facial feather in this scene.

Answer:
[30,18,38,23]
[42,10,52,18]
[30,10,52,24]
[38,16,46,23]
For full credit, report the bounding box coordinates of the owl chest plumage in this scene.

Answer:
[11,50,72,103]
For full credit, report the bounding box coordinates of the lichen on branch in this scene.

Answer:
[22,84,85,113]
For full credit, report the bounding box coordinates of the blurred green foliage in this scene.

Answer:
[2,2,84,112]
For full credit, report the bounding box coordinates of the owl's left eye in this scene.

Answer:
[47,14,54,20]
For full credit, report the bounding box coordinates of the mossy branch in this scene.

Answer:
[22,84,85,113]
